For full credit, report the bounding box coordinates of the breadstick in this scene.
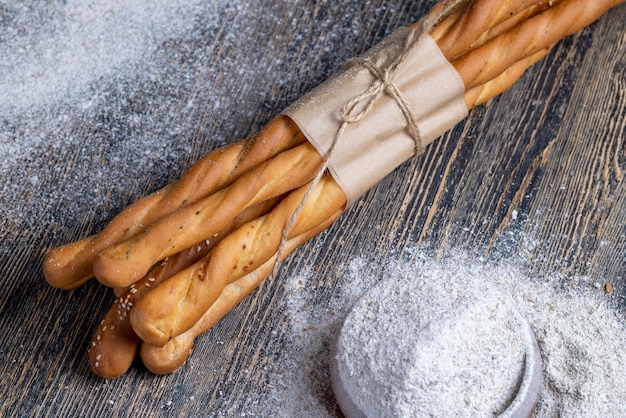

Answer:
[92,141,324,288]
[465,0,566,56]
[464,45,553,108]
[44,116,305,290]
[90,4,578,290]
[454,0,626,90]
[99,16,556,372]
[44,0,625,378]
[135,0,626,369]
[46,0,624,291]
[431,0,565,60]
[97,0,616,346]
[130,173,346,347]
[88,199,280,378]
[139,208,341,374]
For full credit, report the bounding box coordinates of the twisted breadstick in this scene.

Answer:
[130,173,346,346]
[139,203,342,374]
[46,0,599,290]
[128,0,624,365]
[44,0,625,377]
[454,0,626,90]
[44,117,305,289]
[89,199,280,378]
[92,141,324,288]
[431,0,565,61]
[90,56,516,374]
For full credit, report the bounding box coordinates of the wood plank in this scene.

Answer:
[0,1,624,416]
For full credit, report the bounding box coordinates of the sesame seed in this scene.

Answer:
[130,288,138,294]
[96,354,102,361]
[97,334,101,341]
[110,325,116,330]
[92,341,96,347]
[148,277,156,282]
[102,326,107,332]
[94,362,99,368]
[146,283,151,287]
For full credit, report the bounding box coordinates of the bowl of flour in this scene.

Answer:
[330,266,542,418]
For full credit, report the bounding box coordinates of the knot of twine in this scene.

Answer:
[271,0,465,280]
[340,17,435,156]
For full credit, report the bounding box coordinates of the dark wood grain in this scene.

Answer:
[1,1,625,416]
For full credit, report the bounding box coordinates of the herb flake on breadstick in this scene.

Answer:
[92,141,324,288]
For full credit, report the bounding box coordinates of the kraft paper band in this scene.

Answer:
[283,28,468,207]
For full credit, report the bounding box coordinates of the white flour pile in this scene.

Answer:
[241,251,626,417]
[333,269,529,417]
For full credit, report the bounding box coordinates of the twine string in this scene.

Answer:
[270,0,466,280]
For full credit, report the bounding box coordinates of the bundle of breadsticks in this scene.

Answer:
[44,0,624,378]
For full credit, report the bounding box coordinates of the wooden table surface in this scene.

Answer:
[1,1,625,416]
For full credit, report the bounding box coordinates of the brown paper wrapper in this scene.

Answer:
[283,28,467,206]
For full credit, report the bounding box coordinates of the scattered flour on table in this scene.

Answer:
[0,0,305,252]
[0,0,213,247]
[245,251,626,417]
[0,1,202,113]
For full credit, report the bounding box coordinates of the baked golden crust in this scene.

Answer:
[92,141,323,288]
[140,204,342,374]
[453,0,625,91]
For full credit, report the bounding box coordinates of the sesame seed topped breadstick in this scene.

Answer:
[139,196,343,375]
[88,199,280,378]
[129,173,346,347]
